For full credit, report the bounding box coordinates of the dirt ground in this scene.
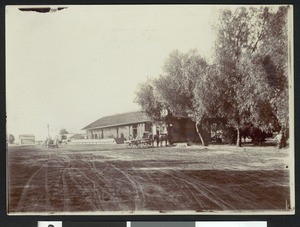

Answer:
[7,143,291,214]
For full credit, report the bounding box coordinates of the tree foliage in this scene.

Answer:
[156,50,211,145]
[8,134,15,144]
[59,128,69,135]
[212,6,289,147]
[135,79,164,121]
[135,6,290,148]
[257,6,290,148]
[157,50,207,116]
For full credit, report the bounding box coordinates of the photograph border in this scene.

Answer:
[1,0,299,226]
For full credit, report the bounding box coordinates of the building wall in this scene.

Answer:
[161,118,200,143]
[137,123,145,138]
[88,129,102,139]
[87,123,147,140]
[103,127,118,138]
[19,138,35,145]
[186,119,200,142]
[87,130,93,139]
[170,120,181,142]
[118,125,131,139]
[86,119,200,143]
[169,120,189,142]
[145,122,152,132]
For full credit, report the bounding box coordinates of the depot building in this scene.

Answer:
[82,111,200,143]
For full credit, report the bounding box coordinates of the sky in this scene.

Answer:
[6,5,219,140]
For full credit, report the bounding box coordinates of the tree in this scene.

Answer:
[59,128,68,134]
[155,49,210,145]
[59,129,69,140]
[213,6,289,147]
[213,7,254,146]
[136,6,290,148]
[256,6,290,148]
[193,65,226,144]
[135,79,164,121]
[8,134,15,144]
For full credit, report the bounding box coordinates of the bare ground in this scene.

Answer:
[7,144,291,214]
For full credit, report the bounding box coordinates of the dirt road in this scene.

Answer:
[7,144,291,214]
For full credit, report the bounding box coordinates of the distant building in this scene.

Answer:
[82,111,152,139]
[58,133,85,142]
[69,133,85,140]
[82,111,200,143]
[19,134,35,145]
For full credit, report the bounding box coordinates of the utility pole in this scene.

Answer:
[47,124,50,138]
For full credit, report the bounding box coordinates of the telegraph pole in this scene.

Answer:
[47,124,50,138]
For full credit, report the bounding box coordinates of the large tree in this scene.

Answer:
[213,7,257,146]
[213,6,289,147]
[136,6,290,148]
[155,49,210,145]
[255,6,290,148]
[135,79,164,121]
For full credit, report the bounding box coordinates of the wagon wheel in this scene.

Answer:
[139,140,145,148]
[136,141,142,148]
[132,141,137,148]
[148,140,154,147]
[141,141,148,148]
[126,142,133,148]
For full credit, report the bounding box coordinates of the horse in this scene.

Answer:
[154,133,168,147]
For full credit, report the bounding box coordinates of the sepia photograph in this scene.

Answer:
[6,5,294,215]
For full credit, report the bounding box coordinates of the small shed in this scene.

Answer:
[19,134,35,145]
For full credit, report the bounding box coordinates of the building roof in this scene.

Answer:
[82,111,152,130]
[69,133,85,139]
[19,134,35,138]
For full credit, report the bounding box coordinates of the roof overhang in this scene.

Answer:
[83,120,151,131]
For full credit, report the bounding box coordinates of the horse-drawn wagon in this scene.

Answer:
[45,138,59,148]
[124,131,154,148]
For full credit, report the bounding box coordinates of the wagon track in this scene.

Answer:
[61,162,71,211]
[167,170,235,210]
[138,162,232,210]
[102,161,146,210]
[8,145,290,213]
[89,160,125,210]
[15,162,49,211]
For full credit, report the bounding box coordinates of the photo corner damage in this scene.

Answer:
[18,7,67,13]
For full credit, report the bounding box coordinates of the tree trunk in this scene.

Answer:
[278,126,287,149]
[236,127,242,147]
[195,120,208,146]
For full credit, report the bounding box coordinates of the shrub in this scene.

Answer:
[222,126,237,144]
